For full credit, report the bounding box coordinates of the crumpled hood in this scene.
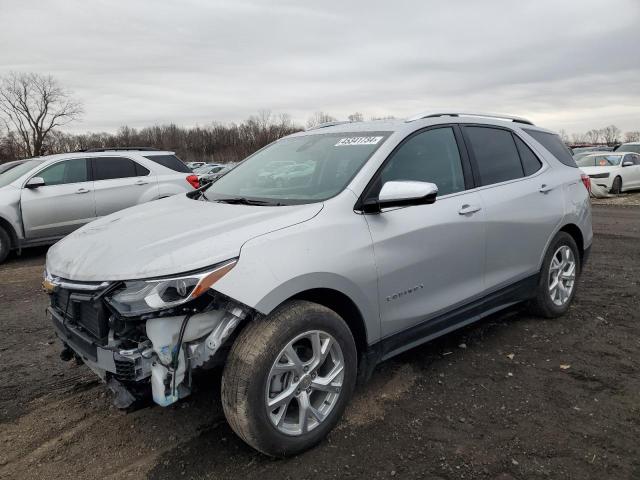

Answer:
[46,194,323,281]
[580,166,617,175]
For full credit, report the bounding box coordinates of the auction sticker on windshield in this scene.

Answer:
[335,136,383,146]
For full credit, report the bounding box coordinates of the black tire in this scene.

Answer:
[221,300,357,457]
[610,176,622,194]
[0,227,10,264]
[529,232,581,318]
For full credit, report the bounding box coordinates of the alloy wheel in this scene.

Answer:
[548,245,576,306]
[265,330,344,436]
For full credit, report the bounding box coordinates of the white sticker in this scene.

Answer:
[334,136,383,147]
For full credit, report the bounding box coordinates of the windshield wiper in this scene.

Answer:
[213,196,283,206]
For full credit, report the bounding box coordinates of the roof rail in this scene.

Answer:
[405,112,534,126]
[76,147,161,153]
[306,120,352,131]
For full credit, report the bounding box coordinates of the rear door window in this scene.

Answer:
[93,157,138,180]
[143,154,191,173]
[464,126,524,186]
[524,129,577,167]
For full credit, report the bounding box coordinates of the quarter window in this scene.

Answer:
[464,127,524,186]
[524,129,577,167]
[38,159,89,186]
[514,135,543,176]
[93,157,144,180]
[376,127,465,197]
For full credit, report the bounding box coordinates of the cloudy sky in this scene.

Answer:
[1,0,639,134]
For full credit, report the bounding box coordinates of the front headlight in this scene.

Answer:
[107,259,237,316]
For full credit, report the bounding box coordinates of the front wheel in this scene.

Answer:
[0,226,10,264]
[529,232,580,318]
[221,300,357,457]
[610,176,622,194]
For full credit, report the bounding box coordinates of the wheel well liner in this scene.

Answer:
[0,217,17,248]
[290,288,368,356]
[559,223,584,261]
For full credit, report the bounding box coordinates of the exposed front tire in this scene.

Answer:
[529,232,581,318]
[0,226,11,264]
[610,176,622,194]
[221,300,357,457]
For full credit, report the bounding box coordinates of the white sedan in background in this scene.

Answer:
[577,152,640,194]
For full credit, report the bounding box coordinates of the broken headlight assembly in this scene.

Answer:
[106,258,237,316]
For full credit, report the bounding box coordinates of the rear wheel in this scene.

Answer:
[529,232,580,318]
[0,227,10,264]
[221,300,357,457]
[610,176,622,194]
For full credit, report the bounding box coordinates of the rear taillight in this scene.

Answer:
[580,173,591,193]
[186,174,199,189]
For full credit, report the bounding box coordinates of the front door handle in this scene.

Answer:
[458,204,482,215]
[539,184,553,193]
[75,188,90,194]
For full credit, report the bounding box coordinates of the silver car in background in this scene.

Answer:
[44,113,592,457]
[0,148,197,262]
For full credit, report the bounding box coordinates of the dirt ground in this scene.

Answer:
[0,203,638,480]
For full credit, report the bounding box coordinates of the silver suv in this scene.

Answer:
[0,148,197,262]
[44,113,592,456]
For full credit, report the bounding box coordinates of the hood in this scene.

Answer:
[46,194,323,281]
[579,166,618,175]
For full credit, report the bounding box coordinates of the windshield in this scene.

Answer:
[618,144,640,154]
[576,154,622,167]
[204,132,390,205]
[0,159,43,188]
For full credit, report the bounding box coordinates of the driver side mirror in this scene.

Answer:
[622,161,634,167]
[25,177,45,189]
[361,180,438,213]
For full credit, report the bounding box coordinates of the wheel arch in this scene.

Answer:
[0,216,18,249]
[559,223,584,263]
[288,288,369,357]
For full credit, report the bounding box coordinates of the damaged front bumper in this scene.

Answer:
[47,276,249,409]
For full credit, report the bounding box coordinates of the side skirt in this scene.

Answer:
[361,274,538,377]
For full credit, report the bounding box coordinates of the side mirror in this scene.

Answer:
[362,180,438,213]
[25,177,45,189]
[622,161,634,167]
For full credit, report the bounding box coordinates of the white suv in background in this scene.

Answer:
[0,148,197,262]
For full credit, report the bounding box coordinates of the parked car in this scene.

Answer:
[186,161,206,170]
[0,159,29,175]
[577,152,640,193]
[199,165,233,185]
[613,142,640,154]
[0,148,198,263]
[44,112,592,457]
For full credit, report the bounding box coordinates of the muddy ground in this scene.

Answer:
[0,203,638,480]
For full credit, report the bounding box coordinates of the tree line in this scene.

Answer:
[1,71,638,164]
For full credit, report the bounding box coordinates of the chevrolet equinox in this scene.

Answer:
[44,112,593,456]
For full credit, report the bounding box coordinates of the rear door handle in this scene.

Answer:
[75,188,90,194]
[135,180,149,185]
[458,204,482,215]
[539,184,553,193]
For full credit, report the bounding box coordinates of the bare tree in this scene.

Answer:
[600,125,621,146]
[0,72,82,157]
[306,111,337,129]
[571,132,587,144]
[557,129,570,144]
[584,129,600,145]
[623,131,640,143]
[347,112,364,122]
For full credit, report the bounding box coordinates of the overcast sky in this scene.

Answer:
[1,0,639,134]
